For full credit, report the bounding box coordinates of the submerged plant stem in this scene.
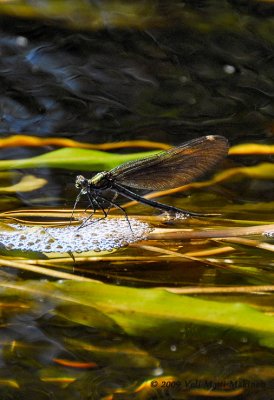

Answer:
[166,286,274,294]
[0,257,98,282]
[148,224,274,240]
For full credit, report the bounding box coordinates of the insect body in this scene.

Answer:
[74,135,229,221]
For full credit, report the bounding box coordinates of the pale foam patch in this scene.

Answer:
[264,230,274,239]
[0,219,152,253]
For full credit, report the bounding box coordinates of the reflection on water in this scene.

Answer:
[0,0,274,399]
[1,1,274,141]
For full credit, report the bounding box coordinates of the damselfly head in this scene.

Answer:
[75,175,89,192]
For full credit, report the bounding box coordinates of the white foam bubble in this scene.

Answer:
[0,218,152,253]
[264,230,274,238]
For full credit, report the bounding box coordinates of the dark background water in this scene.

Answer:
[1,1,274,145]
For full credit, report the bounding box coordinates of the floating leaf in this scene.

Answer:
[0,135,169,151]
[1,280,274,343]
[0,148,158,171]
[214,162,274,181]
[229,142,274,155]
[0,174,47,193]
[55,281,274,340]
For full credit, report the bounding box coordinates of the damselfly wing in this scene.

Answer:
[108,135,229,190]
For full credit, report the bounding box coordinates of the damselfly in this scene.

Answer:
[73,135,229,224]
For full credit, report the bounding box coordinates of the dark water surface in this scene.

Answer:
[0,1,274,399]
